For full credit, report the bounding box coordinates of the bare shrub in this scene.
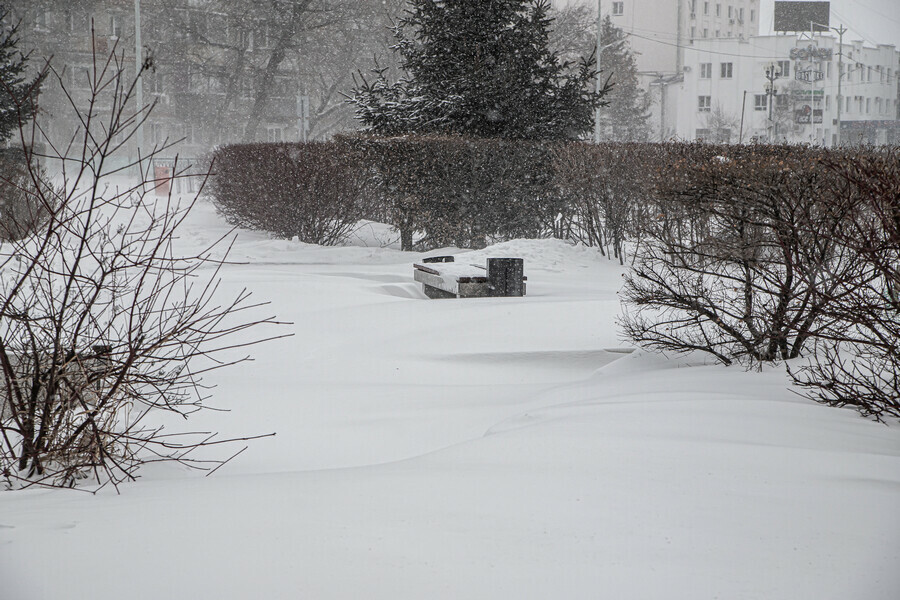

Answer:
[620,144,864,366]
[790,147,900,420]
[0,38,282,491]
[552,142,667,263]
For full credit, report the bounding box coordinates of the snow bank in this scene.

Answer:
[1,198,898,600]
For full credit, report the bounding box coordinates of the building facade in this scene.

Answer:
[7,0,397,178]
[581,0,761,140]
[671,34,900,145]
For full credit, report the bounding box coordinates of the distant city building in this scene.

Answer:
[7,0,392,182]
[671,34,900,145]
[574,0,760,140]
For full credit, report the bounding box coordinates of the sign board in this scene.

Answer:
[789,45,833,61]
[774,1,830,32]
[795,69,825,82]
[792,89,824,101]
[794,104,824,124]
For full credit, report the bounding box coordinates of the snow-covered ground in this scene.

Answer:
[2,199,899,599]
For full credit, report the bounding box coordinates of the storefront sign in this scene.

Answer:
[795,69,824,82]
[794,104,824,124]
[789,45,833,61]
[792,89,824,101]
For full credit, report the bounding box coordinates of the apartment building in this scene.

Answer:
[572,0,758,139]
[671,33,899,145]
[7,0,385,176]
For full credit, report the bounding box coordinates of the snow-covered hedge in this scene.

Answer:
[340,135,562,250]
[210,142,368,245]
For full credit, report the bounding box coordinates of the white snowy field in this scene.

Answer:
[1,199,899,600]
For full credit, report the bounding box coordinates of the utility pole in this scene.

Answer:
[833,24,846,146]
[594,0,602,143]
[739,90,747,143]
[764,63,781,141]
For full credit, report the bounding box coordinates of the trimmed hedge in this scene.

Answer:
[339,135,561,250]
[210,142,367,245]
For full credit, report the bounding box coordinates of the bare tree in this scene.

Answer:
[0,38,283,491]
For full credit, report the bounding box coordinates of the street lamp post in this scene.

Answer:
[764,63,781,141]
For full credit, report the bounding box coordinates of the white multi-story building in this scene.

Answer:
[670,34,900,145]
[559,0,761,139]
[582,0,761,76]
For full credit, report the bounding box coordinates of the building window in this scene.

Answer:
[698,95,711,112]
[256,23,268,48]
[691,26,696,39]
[151,123,164,145]
[716,3,721,17]
[34,10,50,31]
[612,2,624,16]
[720,62,733,78]
[777,60,790,78]
[866,98,871,113]
[750,9,755,21]
[728,5,733,18]
[266,127,283,142]
[754,94,768,111]
[704,1,709,15]
[190,11,208,38]
[776,95,790,110]
[739,7,744,21]
[700,63,712,78]
[696,128,711,140]
[240,29,252,49]
[702,28,708,38]
[208,14,227,45]
[715,30,720,38]
[109,14,122,38]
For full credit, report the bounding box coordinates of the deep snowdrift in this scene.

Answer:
[2,200,898,600]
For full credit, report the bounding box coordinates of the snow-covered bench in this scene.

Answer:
[413,257,526,299]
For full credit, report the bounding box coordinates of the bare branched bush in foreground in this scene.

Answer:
[0,40,283,491]
[620,145,865,366]
[790,147,900,421]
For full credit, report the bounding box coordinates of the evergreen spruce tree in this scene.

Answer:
[349,0,609,140]
[0,5,42,143]
[596,16,651,142]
